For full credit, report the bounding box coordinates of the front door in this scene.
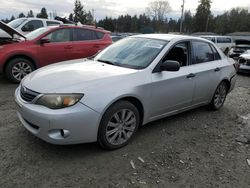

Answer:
[37,28,73,66]
[150,41,195,119]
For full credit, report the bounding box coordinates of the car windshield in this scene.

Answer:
[94,37,168,69]
[25,27,50,40]
[8,18,27,29]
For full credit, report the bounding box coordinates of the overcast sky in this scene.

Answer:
[0,0,250,20]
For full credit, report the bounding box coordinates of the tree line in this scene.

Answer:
[1,0,250,35]
[2,8,49,23]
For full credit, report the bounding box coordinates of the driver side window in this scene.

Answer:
[45,29,71,43]
[162,42,189,67]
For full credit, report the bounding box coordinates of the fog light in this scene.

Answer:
[60,129,70,138]
[48,129,70,140]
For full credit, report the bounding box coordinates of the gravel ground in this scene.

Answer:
[0,74,250,188]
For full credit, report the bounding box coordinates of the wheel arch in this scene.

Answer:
[3,54,37,74]
[221,79,231,92]
[100,95,145,127]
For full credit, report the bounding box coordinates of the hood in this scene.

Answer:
[240,52,250,59]
[0,21,26,39]
[22,59,138,93]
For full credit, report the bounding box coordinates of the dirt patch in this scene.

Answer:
[0,74,250,188]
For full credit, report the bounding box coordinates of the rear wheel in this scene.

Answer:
[5,58,35,83]
[209,81,228,110]
[98,101,140,150]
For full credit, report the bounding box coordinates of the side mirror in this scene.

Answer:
[160,60,180,72]
[40,38,50,45]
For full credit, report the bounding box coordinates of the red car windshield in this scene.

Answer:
[25,27,51,40]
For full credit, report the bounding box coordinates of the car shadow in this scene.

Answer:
[23,105,211,158]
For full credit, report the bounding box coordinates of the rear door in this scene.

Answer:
[72,28,107,59]
[37,28,73,66]
[190,40,223,105]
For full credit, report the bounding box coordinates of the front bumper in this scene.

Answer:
[15,87,101,145]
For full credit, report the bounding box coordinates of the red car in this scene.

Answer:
[0,21,112,83]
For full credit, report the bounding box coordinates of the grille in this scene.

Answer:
[20,86,40,102]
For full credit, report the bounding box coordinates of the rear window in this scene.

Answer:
[46,21,60,26]
[217,37,232,43]
[210,44,221,60]
[73,28,94,41]
[193,41,214,64]
[95,31,104,39]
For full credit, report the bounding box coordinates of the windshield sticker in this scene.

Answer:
[144,44,163,49]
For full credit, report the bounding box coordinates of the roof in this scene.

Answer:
[227,32,250,36]
[192,32,218,36]
[133,34,206,41]
[13,17,61,22]
[201,35,232,38]
[46,24,110,33]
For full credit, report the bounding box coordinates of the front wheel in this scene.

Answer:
[98,101,140,150]
[5,58,35,83]
[209,81,228,110]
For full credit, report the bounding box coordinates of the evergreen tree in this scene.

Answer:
[194,0,212,32]
[73,0,87,24]
[27,10,34,18]
[18,12,25,18]
[69,13,74,21]
[37,8,48,19]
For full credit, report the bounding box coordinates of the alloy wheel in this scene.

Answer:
[12,62,33,81]
[106,109,137,146]
[213,83,227,109]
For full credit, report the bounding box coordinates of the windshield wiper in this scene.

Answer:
[97,59,115,65]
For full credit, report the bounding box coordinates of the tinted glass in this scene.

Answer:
[210,44,221,60]
[46,29,71,42]
[22,20,43,31]
[193,41,214,64]
[46,21,60,26]
[95,37,168,69]
[73,28,93,41]
[217,37,231,43]
[95,31,104,39]
[163,42,189,67]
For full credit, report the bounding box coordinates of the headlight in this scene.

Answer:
[35,94,84,109]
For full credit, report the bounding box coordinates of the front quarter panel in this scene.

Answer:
[80,70,152,125]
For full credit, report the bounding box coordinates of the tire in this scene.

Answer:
[208,81,228,110]
[5,58,35,83]
[98,101,140,150]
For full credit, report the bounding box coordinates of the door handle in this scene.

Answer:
[186,73,196,78]
[214,67,221,72]
[64,45,73,49]
[93,45,100,48]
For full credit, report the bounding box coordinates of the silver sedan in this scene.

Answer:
[15,34,237,149]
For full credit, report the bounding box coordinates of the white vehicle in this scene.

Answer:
[15,34,237,149]
[201,36,235,55]
[238,50,250,73]
[0,18,62,38]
